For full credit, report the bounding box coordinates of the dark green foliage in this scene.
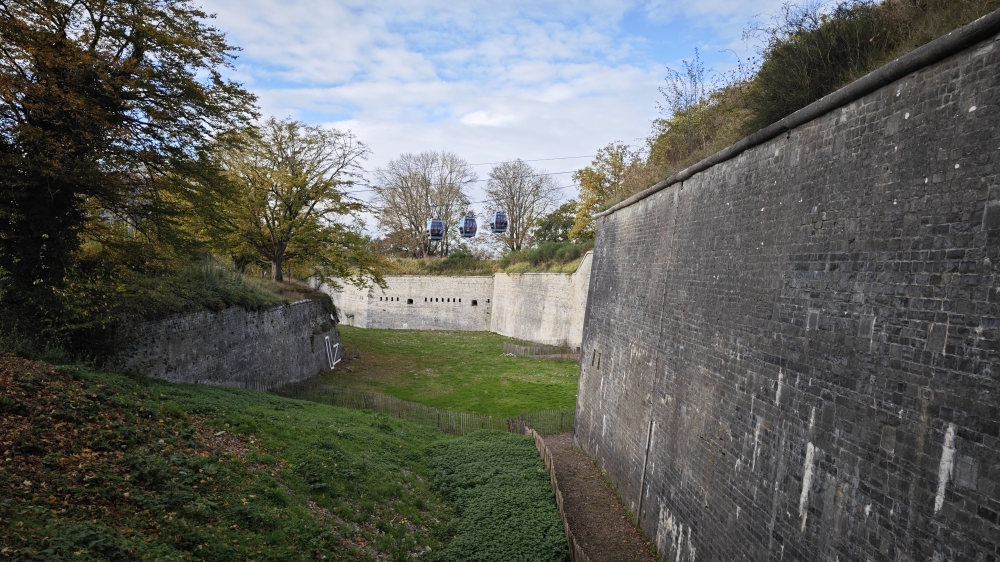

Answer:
[426,431,567,562]
[0,0,255,323]
[534,201,578,244]
[744,0,998,132]
[643,0,998,196]
[743,1,903,132]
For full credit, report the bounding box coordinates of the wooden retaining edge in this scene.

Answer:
[502,341,581,362]
[525,427,592,562]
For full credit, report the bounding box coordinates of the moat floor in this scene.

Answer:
[544,433,658,562]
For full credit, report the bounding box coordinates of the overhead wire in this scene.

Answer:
[355,184,579,215]
[343,170,580,195]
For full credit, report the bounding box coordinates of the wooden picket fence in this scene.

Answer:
[274,383,574,436]
[525,427,592,562]
[503,341,581,361]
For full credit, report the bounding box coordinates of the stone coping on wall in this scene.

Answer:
[597,7,1000,219]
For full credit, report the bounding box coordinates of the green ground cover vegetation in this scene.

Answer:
[1,357,452,560]
[0,357,558,561]
[313,327,579,418]
[426,431,567,562]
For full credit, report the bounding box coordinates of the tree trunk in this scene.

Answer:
[271,255,283,282]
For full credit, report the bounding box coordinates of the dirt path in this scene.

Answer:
[544,433,658,562]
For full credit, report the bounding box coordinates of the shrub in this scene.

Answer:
[641,0,999,196]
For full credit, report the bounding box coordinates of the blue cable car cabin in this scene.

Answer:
[459,216,477,238]
[427,218,445,241]
[489,211,508,233]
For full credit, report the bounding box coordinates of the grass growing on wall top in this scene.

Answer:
[426,431,567,562]
[316,327,579,418]
[386,241,592,276]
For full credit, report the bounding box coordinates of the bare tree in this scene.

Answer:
[373,151,474,257]
[485,160,560,252]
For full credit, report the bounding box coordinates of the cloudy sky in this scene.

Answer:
[198,0,787,215]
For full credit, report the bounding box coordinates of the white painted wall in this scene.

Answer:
[324,252,592,347]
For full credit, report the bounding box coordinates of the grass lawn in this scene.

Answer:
[314,326,579,418]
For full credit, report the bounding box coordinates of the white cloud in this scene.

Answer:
[196,0,775,230]
[459,111,519,128]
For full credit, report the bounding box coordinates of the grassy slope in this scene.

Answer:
[0,357,457,561]
[315,327,579,418]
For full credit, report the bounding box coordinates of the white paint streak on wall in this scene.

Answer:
[800,442,816,532]
[752,418,763,472]
[776,370,785,404]
[656,504,696,562]
[935,423,957,513]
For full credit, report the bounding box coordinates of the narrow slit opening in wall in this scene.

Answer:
[591,350,596,366]
[424,298,427,302]
[597,353,601,370]
[487,299,490,303]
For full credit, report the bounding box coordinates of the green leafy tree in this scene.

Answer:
[0,0,255,321]
[570,142,646,241]
[206,118,384,287]
[534,201,578,244]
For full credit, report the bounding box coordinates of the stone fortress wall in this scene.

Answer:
[353,275,496,332]
[490,250,593,347]
[327,252,592,347]
[576,14,1000,562]
[114,300,341,390]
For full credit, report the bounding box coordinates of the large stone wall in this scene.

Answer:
[363,275,494,331]
[491,252,592,346]
[330,275,495,331]
[327,252,592,346]
[576,24,1000,562]
[114,300,341,390]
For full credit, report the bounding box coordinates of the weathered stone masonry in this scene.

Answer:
[576,18,1000,562]
[327,252,593,347]
[114,300,341,391]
